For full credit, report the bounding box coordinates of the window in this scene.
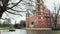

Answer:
[31,21,34,25]
[40,0,43,3]
[41,17,43,19]
[29,21,34,27]
[40,5,43,8]
[37,0,40,3]
[40,9,43,12]
[37,0,43,3]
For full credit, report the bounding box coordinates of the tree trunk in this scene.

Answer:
[0,6,5,19]
[53,15,57,28]
[0,11,4,19]
[0,0,9,19]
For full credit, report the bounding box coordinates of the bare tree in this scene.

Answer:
[0,0,36,20]
[51,4,60,29]
[0,0,23,19]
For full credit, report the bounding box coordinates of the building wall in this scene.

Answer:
[26,0,52,28]
[26,10,52,28]
[57,17,60,27]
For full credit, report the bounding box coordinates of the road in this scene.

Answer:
[0,29,27,34]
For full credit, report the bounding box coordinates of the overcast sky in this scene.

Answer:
[44,0,60,14]
[1,0,60,24]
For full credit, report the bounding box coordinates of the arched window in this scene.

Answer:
[29,21,35,28]
[31,21,34,25]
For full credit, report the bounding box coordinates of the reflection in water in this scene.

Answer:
[0,29,27,34]
[27,30,60,34]
[1,29,60,34]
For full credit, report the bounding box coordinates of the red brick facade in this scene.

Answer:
[56,16,60,27]
[26,0,52,28]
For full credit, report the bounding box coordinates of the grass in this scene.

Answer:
[0,27,15,30]
[26,28,52,30]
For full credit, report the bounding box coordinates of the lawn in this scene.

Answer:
[0,27,15,30]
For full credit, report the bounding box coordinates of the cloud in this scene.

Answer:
[44,0,60,13]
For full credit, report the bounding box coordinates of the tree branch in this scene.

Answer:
[7,7,26,12]
[6,11,22,16]
[1,18,7,20]
[8,3,16,5]
[56,8,60,15]
[10,0,22,9]
[5,12,15,20]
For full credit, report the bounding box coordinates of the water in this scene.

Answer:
[0,29,27,34]
[0,29,60,34]
[27,30,60,34]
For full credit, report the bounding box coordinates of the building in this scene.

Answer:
[56,16,60,28]
[26,0,52,29]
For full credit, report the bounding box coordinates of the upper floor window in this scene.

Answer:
[40,9,43,12]
[37,0,40,3]
[40,0,43,3]
[37,0,43,3]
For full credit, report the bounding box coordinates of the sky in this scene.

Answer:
[43,0,60,14]
[1,0,60,24]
